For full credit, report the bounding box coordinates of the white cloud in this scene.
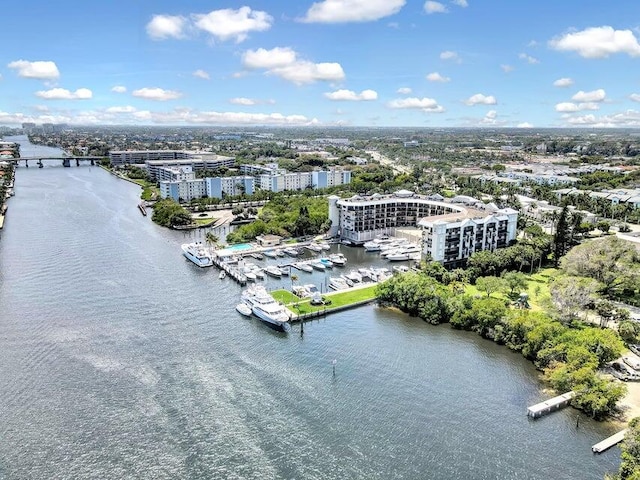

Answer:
[424,1,448,14]
[242,47,297,69]
[518,52,539,64]
[8,60,60,80]
[229,97,258,106]
[630,94,640,102]
[440,50,459,61]
[35,88,92,100]
[192,69,210,80]
[397,87,412,94]
[324,89,378,101]
[452,0,468,6]
[501,64,514,73]
[555,102,600,112]
[571,89,606,102]
[549,26,640,58]
[106,106,137,113]
[387,97,444,112]
[301,0,405,23]
[553,77,574,88]
[193,7,272,43]
[517,122,533,128]
[426,72,450,82]
[563,110,640,127]
[146,15,187,40]
[132,87,182,101]
[269,61,345,85]
[465,93,496,106]
[111,85,127,93]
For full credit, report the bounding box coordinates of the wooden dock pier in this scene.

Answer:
[592,429,627,454]
[212,254,247,286]
[527,391,576,418]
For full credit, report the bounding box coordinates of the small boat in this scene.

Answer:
[283,247,301,257]
[295,263,313,273]
[345,271,362,283]
[317,242,331,251]
[263,250,278,258]
[329,253,347,266]
[393,265,410,274]
[250,253,264,261]
[363,241,381,252]
[245,271,257,281]
[255,269,265,279]
[329,277,350,290]
[305,243,323,253]
[219,270,227,279]
[310,261,326,271]
[264,266,283,278]
[236,303,252,316]
[275,250,286,257]
[279,266,290,276]
[319,258,334,268]
[386,252,410,261]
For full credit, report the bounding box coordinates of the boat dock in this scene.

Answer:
[212,254,247,286]
[290,297,377,322]
[592,429,627,453]
[527,391,576,418]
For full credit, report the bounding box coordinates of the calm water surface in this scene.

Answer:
[0,137,622,479]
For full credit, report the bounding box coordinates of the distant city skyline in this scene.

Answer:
[2,0,640,128]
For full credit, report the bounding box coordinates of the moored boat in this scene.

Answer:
[181,243,214,268]
[264,266,283,277]
[241,285,291,332]
[236,303,252,316]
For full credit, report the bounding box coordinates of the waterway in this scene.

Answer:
[0,136,623,479]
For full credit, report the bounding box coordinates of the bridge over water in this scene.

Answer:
[10,156,104,167]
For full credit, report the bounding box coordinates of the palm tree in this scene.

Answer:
[205,232,219,251]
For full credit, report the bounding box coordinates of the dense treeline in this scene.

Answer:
[226,196,329,243]
[151,199,192,228]
[376,271,626,419]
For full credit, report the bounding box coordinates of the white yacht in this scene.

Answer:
[363,241,381,252]
[241,285,291,331]
[264,266,283,278]
[181,243,214,268]
[295,262,314,273]
[236,303,252,317]
[386,252,410,261]
[329,253,347,266]
[329,277,350,291]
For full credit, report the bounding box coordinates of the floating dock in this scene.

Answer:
[592,429,627,454]
[212,254,247,286]
[527,391,576,418]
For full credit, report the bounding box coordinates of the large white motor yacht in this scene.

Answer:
[181,243,214,267]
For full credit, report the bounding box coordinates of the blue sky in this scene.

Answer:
[1,0,640,128]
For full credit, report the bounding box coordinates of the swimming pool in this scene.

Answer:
[226,243,253,251]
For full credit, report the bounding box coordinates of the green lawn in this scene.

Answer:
[272,284,378,315]
[194,217,217,226]
[464,268,558,311]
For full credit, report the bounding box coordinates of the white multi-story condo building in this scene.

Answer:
[159,178,206,203]
[160,175,255,202]
[329,190,518,266]
[145,154,235,180]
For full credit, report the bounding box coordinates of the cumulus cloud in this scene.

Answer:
[111,85,127,93]
[387,97,444,112]
[563,110,640,127]
[146,15,187,40]
[269,61,345,85]
[301,0,405,23]
[549,26,640,58]
[555,102,600,112]
[480,110,499,124]
[452,0,468,6]
[553,77,574,88]
[397,87,412,94]
[242,47,298,69]
[229,97,258,106]
[517,122,533,128]
[426,72,450,82]
[193,6,272,43]
[242,47,344,85]
[192,69,210,80]
[465,93,496,106]
[35,88,92,100]
[132,87,182,101]
[518,52,539,64]
[324,89,378,101]
[630,94,640,102]
[8,60,60,80]
[424,1,448,14]
[501,64,514,73]
[571,89,606,102]
[440,50,459,61]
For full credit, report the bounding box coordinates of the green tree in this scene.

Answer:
[475,276,504,298]
[553,205,571,267]
[502,271,528,297]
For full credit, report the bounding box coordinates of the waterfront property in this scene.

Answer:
[328,190,518,266]
[109,149,235,171]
